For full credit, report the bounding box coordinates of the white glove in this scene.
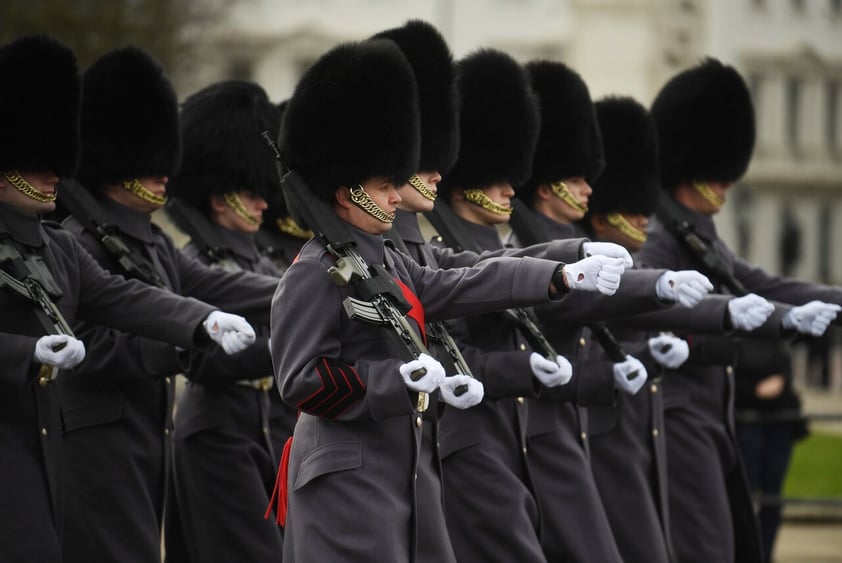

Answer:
[582,241,633,268]
[202,311,257,355]
[34,334,86,369]
[439,374,484,409]
[529,352,573,387]
[648,334,689,369]
[399,353,446,393]
[563,255,626,296]
[656,270,714,307]
[727,293,775,331]
[782,301,842,337]
[613,355,648,395]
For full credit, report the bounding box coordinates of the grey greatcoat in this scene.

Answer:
[0,202,215,562]
[168,224,298,563]
[59,197,279,563]
[271,224,563,563]
[637,202,842,563]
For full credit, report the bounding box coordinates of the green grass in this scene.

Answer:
[783,430,842,497]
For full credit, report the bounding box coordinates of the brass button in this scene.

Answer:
[652,428,660,437]
[580,432,587,441]
[262,426,269,434]
[165,377,172,385]
[650,384,658,393]
[415,416,423,428]
[435,236,443,242]
[725,366,734,375]
[519,343,527,351]
[38,376,50,388]
[579,337,586,347]
[522,446,528,454]
[164,428,171,436]
[38,365,51,387]
[41,427,48,437]
[516,397,525,405]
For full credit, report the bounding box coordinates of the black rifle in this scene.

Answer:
[656,195,747,297]
[262,132,436,411]
[164,197,241,271]
[57,179,166,288]
[507,198,640,377]
[425,199,563,362]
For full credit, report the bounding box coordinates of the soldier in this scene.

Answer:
[162,80,296,562]
[269,38,620,563]
[639,58,841,563]
[58,47,280,563]
[0,35,256,562]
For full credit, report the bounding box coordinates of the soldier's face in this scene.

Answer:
[556,177,592,222]
[397,170,440,213]
[337,177,401,235]
[215,191,267,233]
[592,212,649,252]
[674,180,731,215]
[103,175,168,214]
[0,170,58,215]
[455,182,514,226]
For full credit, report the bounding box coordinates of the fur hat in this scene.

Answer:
[439,49,540,198]
[588,96,660,216]
[77,46,181,190]
[519,60,604,206]
[372,20,460,174]
[650,58,755,189]
[0,35,80,177]
[279,39,420,203]
[167,80,282,214]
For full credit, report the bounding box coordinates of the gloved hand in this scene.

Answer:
[648,334,690,369]
[727,293,775,331]
[558,256,626,296]
[581,241,634,268]
[34,334,86,369]
[202,311,257,355]
[529,352,573,387]
[782,301,842,336]
[399,353,446,393]
[439,375,484,409]
[613,355,648,395]
[655,270,714,307]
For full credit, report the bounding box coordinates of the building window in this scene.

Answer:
[786,76,802,155]
[831,0,842,16]
[828,80,840,154]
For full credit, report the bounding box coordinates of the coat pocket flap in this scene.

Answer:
[293,440,362,491]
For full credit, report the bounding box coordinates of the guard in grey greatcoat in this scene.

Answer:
[270,38,595,563]
[163,80,296,562]
[638,58,842,563]
[58,47,280,563]
[0,35,257,562]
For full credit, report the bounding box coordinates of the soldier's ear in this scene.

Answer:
[208,194,227,214]
[536,183,552,201]
[334,186,353,209]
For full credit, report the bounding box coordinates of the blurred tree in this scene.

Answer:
[0,0,236,90]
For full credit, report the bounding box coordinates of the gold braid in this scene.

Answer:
[276,216,313,240]
[408,174,437,201]
[549,180,587,213]
[222,192,260,227]
[692,181,725,208]
[463,188,512,215]
[2,170,57,203]
[605,212,647,243]
[349,185,395,223]
[122,178,167,205]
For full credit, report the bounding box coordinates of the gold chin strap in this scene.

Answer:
[605,212,647,243]
[223,192,261,227]
[408,174,437,201]
[349,185,395,224]
[464,188,512,215]
[692,181,725,208]
[550,180,587,213]
[276,216,313,240]
[122,178,167,206]
[2,170,57,203]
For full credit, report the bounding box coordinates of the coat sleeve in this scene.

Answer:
[432,239,585,269]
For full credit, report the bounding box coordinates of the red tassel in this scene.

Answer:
[265,437,293,526]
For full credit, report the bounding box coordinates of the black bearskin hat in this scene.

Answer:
[77,46,181,191]
[167,80,282,214]
[439,49,540,198]
[519,60,604,206]
[0,35,80,178]
[279,39,420,203]
[650,58,755,190]
[372,20,460,174]
[588,96,660,217]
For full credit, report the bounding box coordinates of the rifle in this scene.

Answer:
[164,197,241,271]
[57,179,166,288]
[261,132,435,412]
[506,198,641,379]
[656,195,747,297]
[1,239,75,383]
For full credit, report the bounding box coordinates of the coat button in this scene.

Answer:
[522,446,528,455]
[579,337,586,347]
[165,377,172,385]
[650,384,658,393]
[41,427,48,437]
[519,343,527,351]
[164,428,170,436]
[580,432,587,441]
[652,428,660,437]
[516,397,525,405]
[38,376,50,388]
[415,416,423,428]
[725,365,734,375]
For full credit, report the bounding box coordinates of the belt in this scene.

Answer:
[235,376,274,392]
